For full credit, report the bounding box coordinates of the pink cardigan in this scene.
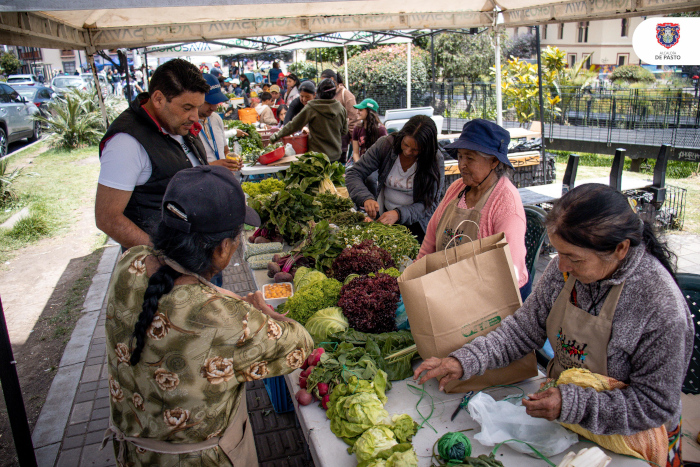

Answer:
[417,176,529,288]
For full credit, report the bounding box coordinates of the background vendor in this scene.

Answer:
[417,119,529,298]
[345,115,444,243]
[414,183,692,467]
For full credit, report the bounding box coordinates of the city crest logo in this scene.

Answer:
[656,23,680,49]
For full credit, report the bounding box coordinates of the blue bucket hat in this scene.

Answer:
[445,119,513,169]
[202,73,229,105]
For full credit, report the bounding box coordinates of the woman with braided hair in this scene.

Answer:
[103,166,313,466]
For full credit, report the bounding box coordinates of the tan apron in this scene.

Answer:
[434,183,496,251]
[101,257,259,466]
[545,275,624,379]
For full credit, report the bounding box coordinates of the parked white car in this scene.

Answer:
[0,83,41,157]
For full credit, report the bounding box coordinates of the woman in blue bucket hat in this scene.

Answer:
[417,119,531,299]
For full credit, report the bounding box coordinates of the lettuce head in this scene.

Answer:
[352,426,397,462]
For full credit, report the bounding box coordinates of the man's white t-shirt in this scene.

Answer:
[98,132,201,191]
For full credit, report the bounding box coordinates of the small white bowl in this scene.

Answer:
[262,282,294,309]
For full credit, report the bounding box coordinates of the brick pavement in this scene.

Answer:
[34,232,700,466]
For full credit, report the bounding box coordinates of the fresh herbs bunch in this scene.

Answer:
[283,151,345,194]
[329,211,366,226]
[226,120,262,156]
[316,192,354,220]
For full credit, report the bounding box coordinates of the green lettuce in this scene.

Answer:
[351,426,397,462]
[294,268,327,291]
[304,307,348,344]
[343,393,388,426]
[389,414,418,443]
[386,448,418,467]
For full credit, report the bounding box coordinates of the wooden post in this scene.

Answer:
[609,148,626,192]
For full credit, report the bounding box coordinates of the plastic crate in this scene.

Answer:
[264,376,295,413]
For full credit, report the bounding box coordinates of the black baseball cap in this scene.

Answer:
[162,166,260,234]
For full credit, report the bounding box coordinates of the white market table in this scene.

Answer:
[248,267,645,467]
[240,163,290,176]
[517,176,653,206]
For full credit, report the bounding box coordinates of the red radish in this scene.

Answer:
[301,359,309,370]
[301,365,315,379]
[317,383,329,396]
[295,389,313,406]
[321,394,330,410]
[299,375,307,389]
[307,348,325,367]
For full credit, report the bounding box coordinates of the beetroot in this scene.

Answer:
[295,389,313,406]
[274,271,293,283]
[317,382,329,396]
[321,394,330,410]
[267,261,281,278]
[299,375,308,389]
[254,236,271,244]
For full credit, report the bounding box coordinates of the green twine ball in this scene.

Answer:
[438,431,472,463]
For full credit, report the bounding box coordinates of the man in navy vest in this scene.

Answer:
[96,59,210,250]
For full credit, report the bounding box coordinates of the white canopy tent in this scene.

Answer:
[1,0,698,50]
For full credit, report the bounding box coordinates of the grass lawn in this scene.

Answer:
[0,143,104,263]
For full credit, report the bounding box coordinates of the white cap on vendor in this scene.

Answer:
[202,73,229,105]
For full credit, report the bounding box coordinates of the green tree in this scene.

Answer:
[610,65,655,85]
[434,30,506,83]
[0,52,21,76]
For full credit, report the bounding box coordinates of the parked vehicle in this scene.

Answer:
[80,73,110,97]
[0,83,41,157]
[13,85,55,118]
[6,74,42,86]
[50,75,88,97]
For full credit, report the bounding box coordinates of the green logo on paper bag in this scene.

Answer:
[462,315,502,339]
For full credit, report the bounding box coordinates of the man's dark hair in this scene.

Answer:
[149,59,209,101]
[262,83,270,89]
[260,92,273,102]
[317,78,336,99]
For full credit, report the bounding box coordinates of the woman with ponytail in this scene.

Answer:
[104,166,313,466]
[415,183,692,466]
[349,98,387,167]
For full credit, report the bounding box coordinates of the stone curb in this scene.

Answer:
[31,242,120,465]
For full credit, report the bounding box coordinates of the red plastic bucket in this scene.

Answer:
[282,133,308,154]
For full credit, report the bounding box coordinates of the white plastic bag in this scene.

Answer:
[468,392,579,457]
[285,143,296,156]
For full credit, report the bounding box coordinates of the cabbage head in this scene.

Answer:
[294,268,327,291]
[351,426,397,462]
[305,307,348,343]
[386,448,418,467]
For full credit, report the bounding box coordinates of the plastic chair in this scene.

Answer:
[524,206,548,286]
[679,273,700,395]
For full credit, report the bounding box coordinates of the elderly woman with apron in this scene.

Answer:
[417,119,530,299]
[102,166,314,466]
[414,183,692,467]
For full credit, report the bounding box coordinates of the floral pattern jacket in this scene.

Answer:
[105,246,314,466]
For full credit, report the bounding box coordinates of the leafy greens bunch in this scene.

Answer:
[336,223,420,265]
[225,120,262,155]
[331,240,395,281]
[338,273,400,334]
[283,151,345,194]
[247,187,319,244]
[241,178,285,197]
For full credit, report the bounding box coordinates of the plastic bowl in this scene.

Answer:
[258,146,285,165]
[262,282,294,309]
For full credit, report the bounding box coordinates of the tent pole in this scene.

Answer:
[0,296,37,467]
[431,31,435,109]
[343,45,349,91]
[494,27,502,126]
[535,25,547,181]
[88,52,109,127]
[407,42,411,109]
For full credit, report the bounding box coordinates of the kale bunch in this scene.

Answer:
[331,240,394,282]
[338,274,400,334]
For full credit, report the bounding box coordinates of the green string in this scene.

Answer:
[340,363,363,381]
[491,439,556,466]
[317,341,338,351]
[437,432,472,464]
[406,384,437,433]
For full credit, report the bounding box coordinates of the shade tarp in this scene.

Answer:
[1,0,698,50]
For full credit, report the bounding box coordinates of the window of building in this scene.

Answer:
[621,18,629,37]
[558,23,564,40]
[542,24,548,40]
[617,54,629,66]
[567,53,577,68]
[584,55,592,69]
[578,21,589,43]
[62,61,76,74]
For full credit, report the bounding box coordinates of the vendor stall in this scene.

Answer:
[249,266,646,467]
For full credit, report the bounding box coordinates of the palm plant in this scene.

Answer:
[0,158,22,208]
[33,88,118,149]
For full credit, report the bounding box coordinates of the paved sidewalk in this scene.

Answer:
[32,233,700,466]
